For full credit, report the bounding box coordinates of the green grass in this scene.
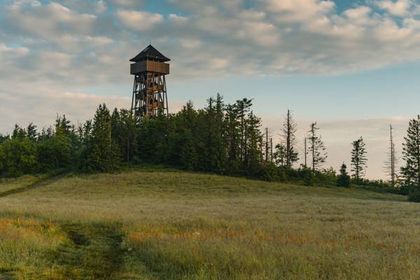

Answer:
[0,176,39,193]
[0,168,419,279]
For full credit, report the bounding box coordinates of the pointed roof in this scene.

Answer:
[130,45,170,63]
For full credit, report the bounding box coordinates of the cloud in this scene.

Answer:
[0,43,29,58]
[3,0,420,81]
[264,0,335,22]
[263,117,409,180]
[1,0,420,180]
[117,10,163,31]
[377,0,413,17]
[5,2,97,40]
[0,85,129,134]
[111,0,142,8]
[96,0,107,13]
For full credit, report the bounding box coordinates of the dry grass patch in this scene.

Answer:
[0,168,418,279]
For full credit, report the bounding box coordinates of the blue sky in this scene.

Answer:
[1,0,420,179]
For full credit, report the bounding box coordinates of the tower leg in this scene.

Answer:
[131,72,168,120]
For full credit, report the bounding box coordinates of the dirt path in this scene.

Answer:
[0,171,68,198]
[52,223,125,279]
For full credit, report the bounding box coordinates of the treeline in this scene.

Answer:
[0,95,321,182]
[0,95,420,199]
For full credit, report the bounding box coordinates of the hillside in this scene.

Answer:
[0,168,419,279]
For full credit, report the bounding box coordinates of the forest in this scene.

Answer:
[0,94,419,201]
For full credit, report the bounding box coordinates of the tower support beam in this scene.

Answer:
[129,45,170,120]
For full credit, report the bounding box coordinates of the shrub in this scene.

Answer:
[408,191,420,203]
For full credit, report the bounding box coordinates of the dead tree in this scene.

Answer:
[385,124,398,187]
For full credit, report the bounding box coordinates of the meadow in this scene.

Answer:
[0,167,419,279]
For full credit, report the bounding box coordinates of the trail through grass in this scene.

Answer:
[0,171,68,198]
[0,168,419,279]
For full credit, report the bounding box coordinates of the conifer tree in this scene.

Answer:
[236,98,253,163]
[178,102,198,169]
[26,123,37,141]
[111,109,137,162]
[337,163,350,187]
[37,116,73,171]
[274,144,287,167]
[85,104,119,172]
[1,129,37,176]
[308,122,327,172]
[225,104,240,172]
[245,111,263,173]
[351,137,367,183]
[282,110,299,168]
[199,94,226,172]
[401,115,420,189]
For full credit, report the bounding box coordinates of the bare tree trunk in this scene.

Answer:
[265,128,269,162]
[390,125,395,187]
[304,137,307,168]
[270,137,273,163]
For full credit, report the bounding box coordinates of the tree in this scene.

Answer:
[337,163,350,187]
[244,111,263,174]
[111,109,138,162]
[236,98,253,163]
[304,137,308,168]
[308,123,327,172]
[224,103,240,172]
[37,116,74,171]
[401,116,420,189]
[273,144,286,167]
[27,123,37,141]
[351,137,367,183]
[0,137,37,177]
[196,94,226,173]
[385,125,398,187]
[0,134,8,144]
[177,102,198,169]
[84,104,119,172]
[281,110,299,168]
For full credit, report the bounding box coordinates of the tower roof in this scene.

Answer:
[130,45,170,63]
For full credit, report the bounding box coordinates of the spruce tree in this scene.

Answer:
[245,111,263,174]
[282,110,299,168]
[85,104,119,172]
[236,98,253,164]
[401,115,420,189]
[199,94,226,173]
[308,122,327,172]
[337,163,350,187]
[351,137,367,183]
[274,144,287,167]
[225,104,240,172]
[111,109,137,162]
[26,123,37,141]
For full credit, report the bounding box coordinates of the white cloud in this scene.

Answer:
[111,0,141,8]
[0,43,29,57]
[117,10,163,31]
[96,0,107,13]
[168,14,188,24]
[377,0,413,17]
[6,2,97,41]
[264,0,335,22]
[1,0,420,181]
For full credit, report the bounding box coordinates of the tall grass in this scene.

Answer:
[0,168,419,279]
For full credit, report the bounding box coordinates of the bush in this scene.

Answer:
[408,191,420,203]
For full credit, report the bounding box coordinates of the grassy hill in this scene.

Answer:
[0,167,419,279]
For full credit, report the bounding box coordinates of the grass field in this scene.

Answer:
[0,167,419,279]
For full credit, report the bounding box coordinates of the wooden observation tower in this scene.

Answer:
[130,45,170,119]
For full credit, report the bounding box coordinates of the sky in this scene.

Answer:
[1,0,420,179]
